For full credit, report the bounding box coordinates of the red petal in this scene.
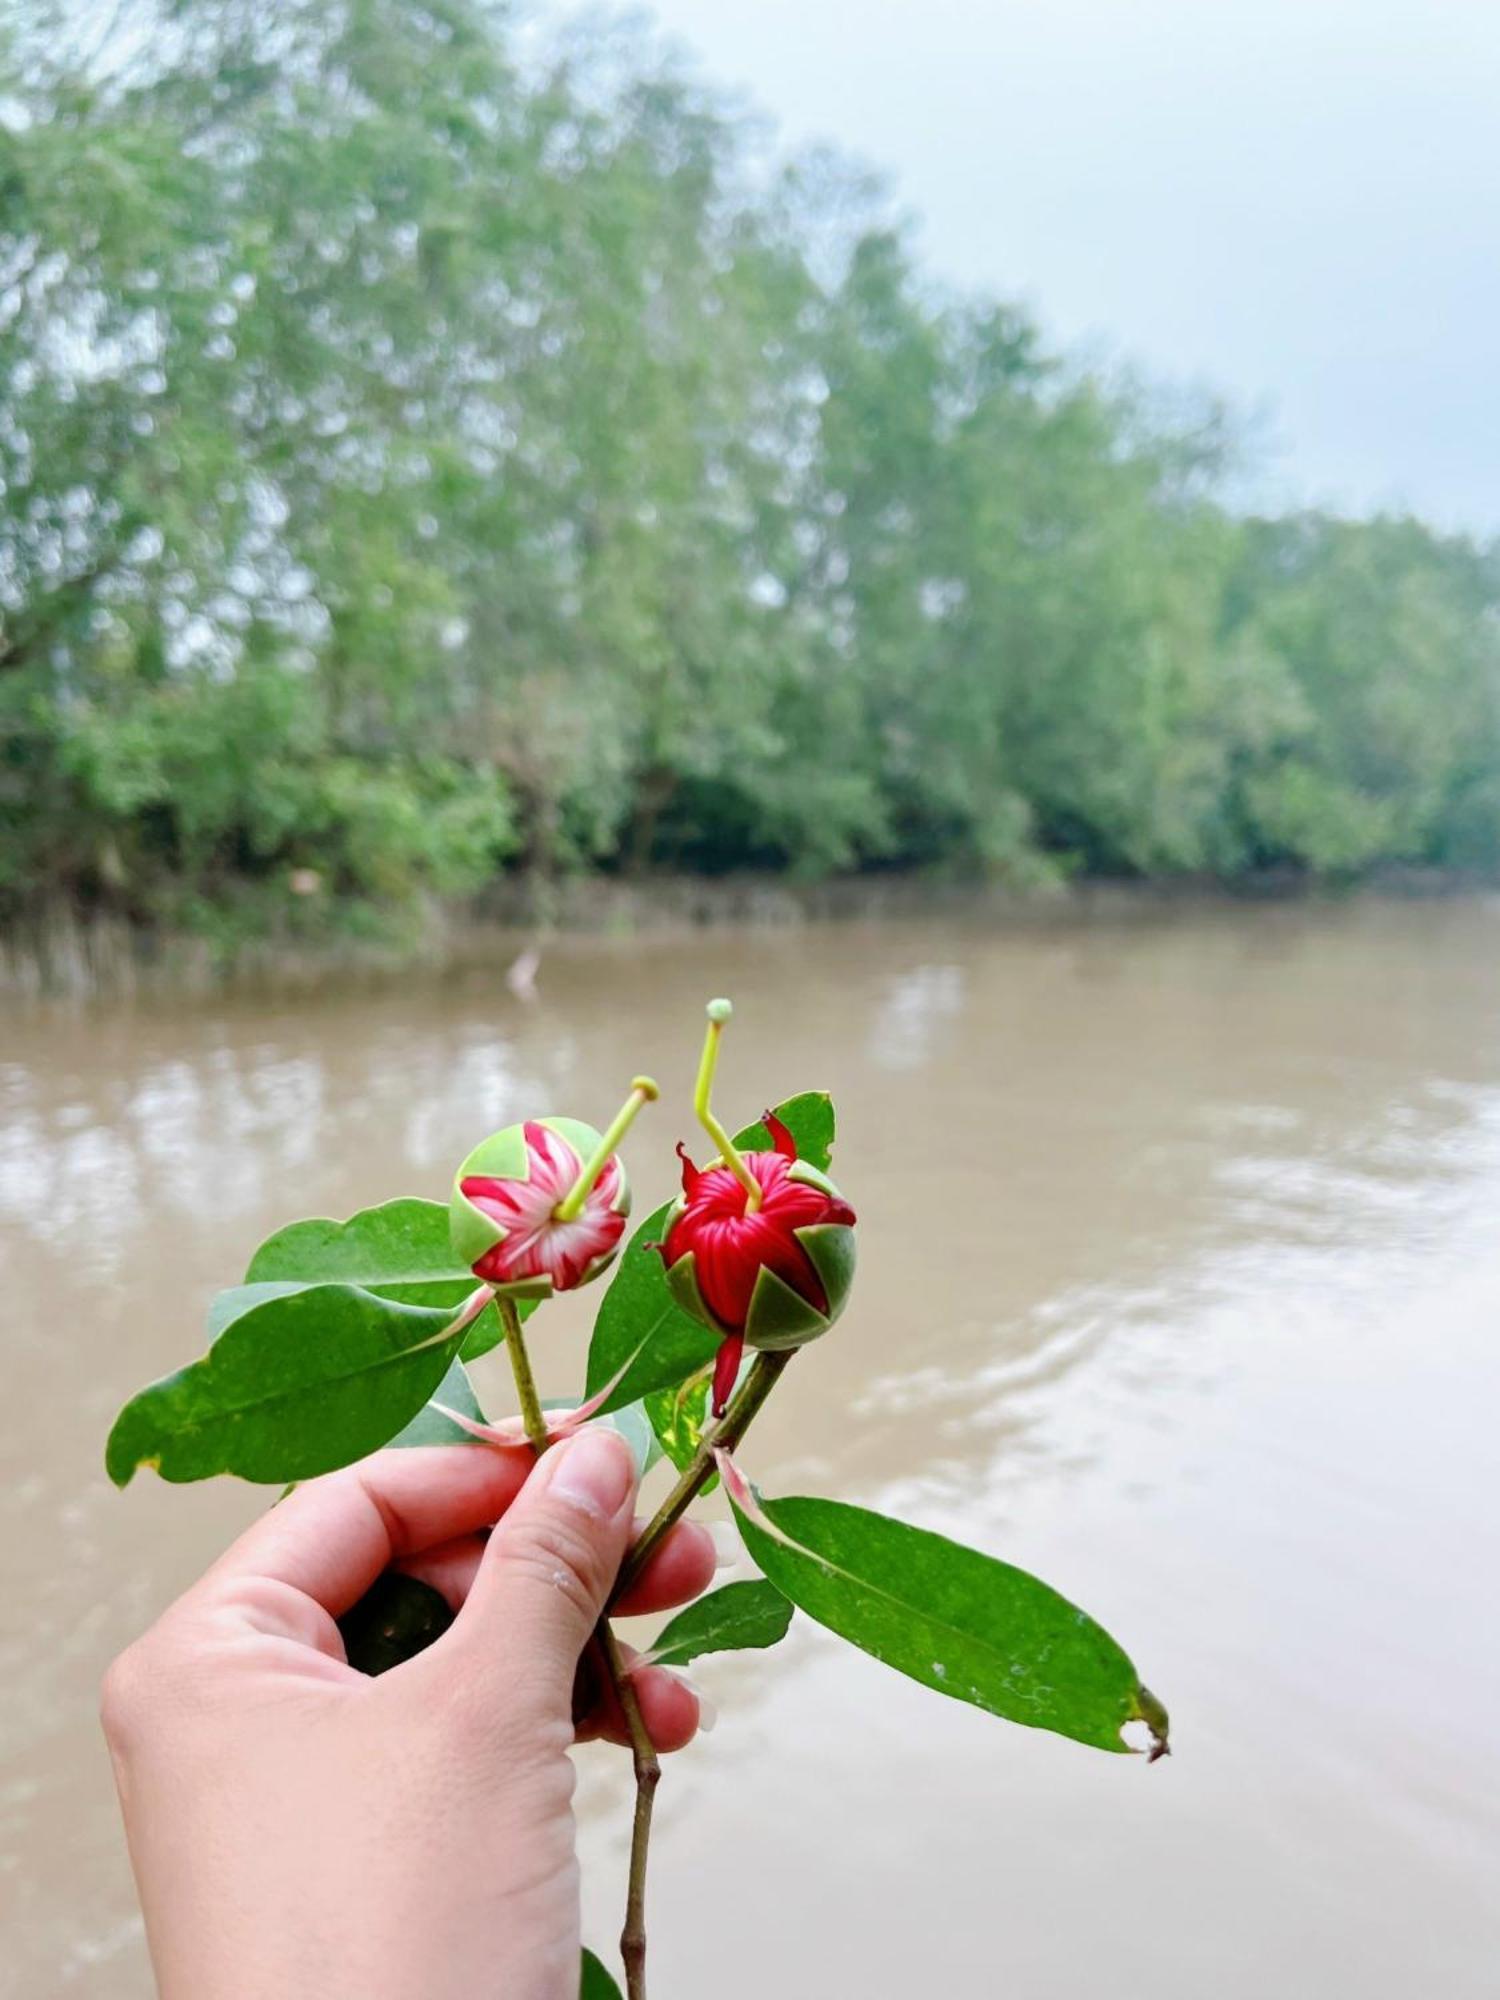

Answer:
[712,1333,744,1417]
[675,1140,702,1196]
[762,1110,798,1158]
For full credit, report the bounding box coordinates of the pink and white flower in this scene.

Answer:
[450,1115,632,1300]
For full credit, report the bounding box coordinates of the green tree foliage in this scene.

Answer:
[3,0,1499,941]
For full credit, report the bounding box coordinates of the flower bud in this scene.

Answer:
[656,1110,856,1412]
[450,1117,631,1300]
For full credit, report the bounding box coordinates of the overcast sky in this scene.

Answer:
[577,0,1499,533]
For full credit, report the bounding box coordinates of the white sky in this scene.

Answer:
[578,0,1500,532]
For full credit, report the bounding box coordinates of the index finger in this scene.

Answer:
[201,1445,532,1617]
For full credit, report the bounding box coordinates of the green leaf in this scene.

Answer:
[106,1284,465,1486]
[456,1299,508,1362]
[590,1398,665,1478]
[729,1487,1169,1758]
[580,1949,623,1999]
[237,1196,511,1359]
[207,1281,307,1341]
[643,1366,714,1482]
[585,1092,835,1413]
[245,1197,475,1304]
[648,1579,793,1669]
[389,1356,487,1447]
[338,1571,454,1675]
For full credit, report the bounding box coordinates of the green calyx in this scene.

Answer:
[662,1160,857,1353]
[448,1115,631,1300]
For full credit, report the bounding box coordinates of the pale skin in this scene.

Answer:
[101,1428,712,2000]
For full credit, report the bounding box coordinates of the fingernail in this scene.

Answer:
[548,1428,636,1521]
[661,1666,716,1733]
[708,1520,741,1570]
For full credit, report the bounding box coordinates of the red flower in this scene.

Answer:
[455,1119,628,1296]
[658,1111,856,1413]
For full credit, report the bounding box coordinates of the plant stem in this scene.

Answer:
[604,1345,793,1997]
[507,1309,792,2000]
[601,1621,659,2000]
[613,1347,792,1602]
[502,1291,676,1999]
[498,1297,549,1456]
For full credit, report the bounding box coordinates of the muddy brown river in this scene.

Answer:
[4,902,1499,1996]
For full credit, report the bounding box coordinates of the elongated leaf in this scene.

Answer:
[106,1284,465,1486]
[209,1280,505,1367]
[246,1196,473,1299]
[585,1093,835,1413]
[237,1197,509,1358]
[580,1950,623,1999]
[390,1356,487,1447]
[648,1579,793,1669]
[728,1485,1169,1757]
[338,1572,454,1674]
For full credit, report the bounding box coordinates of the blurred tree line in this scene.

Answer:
[3,0,1499,946]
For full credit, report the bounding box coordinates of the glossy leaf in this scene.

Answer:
[246,1196,474,1301]
[644,1367,714,1482]
[106,1284,465,1486]
[390,1356,487,1447]
[728,1485,1169,1757]
[647,1579,793,1669]
[580,1950,623,1999]
[207,1280,306,1341]
[585,1093,835,1413]
[238,1197,510,1359]
[338,1571,454,1674]
[590,1398,665,1479]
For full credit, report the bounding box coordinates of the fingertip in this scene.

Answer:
[615,1519,718,1615]
[575,1649,705,1753]
[631,1662,703,1753]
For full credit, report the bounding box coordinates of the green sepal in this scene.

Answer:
[741,1260,831,1349]
[448,1115,630,1298]
[662,1245,714,1328]
[782,1220,857,1334]
[584,1092,835,1413]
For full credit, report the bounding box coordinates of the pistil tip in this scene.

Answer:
[706,997,733,1024]
[632,1075,661,1101]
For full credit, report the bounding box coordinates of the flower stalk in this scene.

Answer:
[498,1296,549,1456]
[693,999,762,1212]
[556,1076,659,1222]
[613,1348,793,1602]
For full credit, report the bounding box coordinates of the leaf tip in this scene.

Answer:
[1132,1682,1171,1761]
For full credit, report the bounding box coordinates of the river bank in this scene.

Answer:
[3,865,1495,1002]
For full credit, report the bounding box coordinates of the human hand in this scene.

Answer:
[101,1429,713,1999]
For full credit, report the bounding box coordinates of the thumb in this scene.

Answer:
[451,1426,638,1724]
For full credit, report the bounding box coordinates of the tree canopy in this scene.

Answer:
[3,0,1498,946]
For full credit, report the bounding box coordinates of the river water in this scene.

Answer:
[4,901,1499,1996]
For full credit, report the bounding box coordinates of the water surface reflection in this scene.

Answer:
[4,902,1499,1994]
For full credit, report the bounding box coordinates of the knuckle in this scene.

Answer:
[99,1643,152,1748]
